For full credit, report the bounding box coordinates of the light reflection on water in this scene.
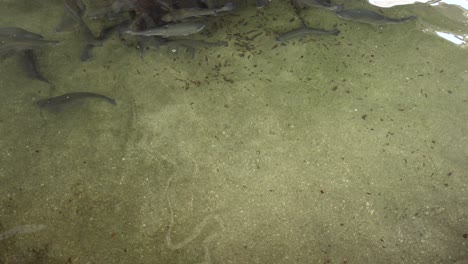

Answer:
[369,0,468,47]
[434,30,467,46]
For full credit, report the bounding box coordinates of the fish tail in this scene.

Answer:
[220,2,235,12]
[330,28,340,36]
[122,30,134,35]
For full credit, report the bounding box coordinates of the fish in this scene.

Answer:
[64,0,101,45]
[161,39,228,48]
[123,22,206,37]
[0,224,47,241]
[0,27,44,39]
[276,26,340,43]
[0,27,55,82]
[256,0,272,9]
[0,37,59,55]
[36,92,117,110]
[336,9,417,25]
[0,27,58,55]
[22,50,50,84]
[138,36,169,57]
[63,0,103,61]
[110,0,136,15]
[96,20,132,41]
[293,0,343,11]
[161,3,235,22]
[159,39,228,58]
[80,20,132,62]
[56,0,101,61]
[86,0,136,20]
[56,0,86,32]
[80,44,95,62]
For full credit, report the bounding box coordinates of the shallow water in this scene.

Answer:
[1,1,467,263]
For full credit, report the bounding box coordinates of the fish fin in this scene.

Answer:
[23,50,51,84]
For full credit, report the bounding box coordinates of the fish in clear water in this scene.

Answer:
[256,0,272,9]
[86,0,136,20]
[293,0,343,11]
[64,0,101,45]
[22,50,50,84]
[336,9,417,25]
[0,27,55,83]
[56,0,101,61]
[159,39,228,58]
[124,22,206,37]
[138,36,169,57]
[80,44,95,62]
[0,224,47,241]
[276,26,340,43]
[0,36,59,55]
[36,92,117,110]
[56,0,86,32]
[97,20,131,41]
[0,27,58,55]
[162,2,235,22]
[0,27,44,39]
[80,20,132,62]
[160,39,228,49]
[111,0,136,15]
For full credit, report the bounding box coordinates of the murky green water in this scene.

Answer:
[1,0,467,263]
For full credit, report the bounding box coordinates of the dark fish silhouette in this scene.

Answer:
[0,27,44,39]
[64,0,100,45]
[124,22,206,37]
[0,27,56,83]
[161,2,235,22]
[36,92,116,111]
[0,27,59,56]
[293,0,343,11]
[257,0,267,9]
[336,9,417,25]
[158,39,228,58]
[0,37,58,54]
[22,50,50,84]
[56,0,102,61]
[277,26,339,43]
[86,0,135,20]
[80,20,131,61]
